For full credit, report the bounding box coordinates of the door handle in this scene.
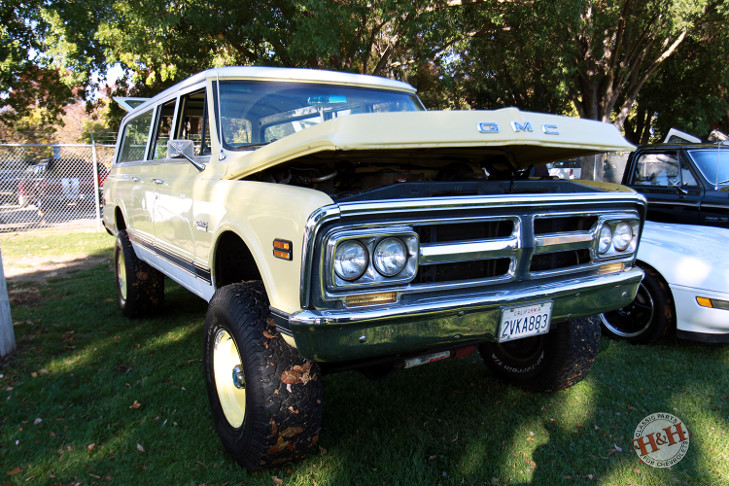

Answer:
[152,179,164,185]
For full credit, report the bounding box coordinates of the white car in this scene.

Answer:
[601,221,729,343]
[547,160,582,179]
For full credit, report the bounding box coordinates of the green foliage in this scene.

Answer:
[459,0,728,131]
[0,1,77,126]
[629,3,729,142]
[3,0,729,138]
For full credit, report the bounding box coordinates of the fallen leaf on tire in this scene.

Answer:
[281,426,304,438]
[280,362,313,385]
[137,444,145,452]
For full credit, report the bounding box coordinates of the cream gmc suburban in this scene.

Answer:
[103,67,645,470]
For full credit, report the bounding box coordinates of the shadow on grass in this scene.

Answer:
[315,335,728,485]
[2,252,728,485]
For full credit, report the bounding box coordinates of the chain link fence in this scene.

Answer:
[0,144,115,233]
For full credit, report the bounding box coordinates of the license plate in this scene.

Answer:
[497,302,552,342]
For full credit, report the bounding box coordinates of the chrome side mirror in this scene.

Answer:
[167,140,205,172]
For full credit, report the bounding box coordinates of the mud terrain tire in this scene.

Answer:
[114,229,164,318]
[203,282,323,470]
[479,315,601,392]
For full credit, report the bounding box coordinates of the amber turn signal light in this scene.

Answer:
[273,239,293,260]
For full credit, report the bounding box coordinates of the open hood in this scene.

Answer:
[223,108,634,180]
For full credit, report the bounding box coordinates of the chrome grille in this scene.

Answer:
[412,217,519,285]
[303,194,645,308]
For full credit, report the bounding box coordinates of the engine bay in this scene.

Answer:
[244,149,587,201]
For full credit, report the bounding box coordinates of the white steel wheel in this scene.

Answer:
[213,328,246,428]
[116,249,128,302]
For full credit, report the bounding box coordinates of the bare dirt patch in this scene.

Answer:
[4,255,110,283]
[7,286,43,307]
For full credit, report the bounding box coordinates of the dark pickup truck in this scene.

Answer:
[622,143,729,227]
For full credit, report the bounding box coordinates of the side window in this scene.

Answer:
[176,89,211,156]
[118,111,153,163]
[632,152,697,187]
[678,153,698,186]
[152,99,176,159]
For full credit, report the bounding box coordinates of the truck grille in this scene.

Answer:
[410,213,601,287]
[306,194,644,307]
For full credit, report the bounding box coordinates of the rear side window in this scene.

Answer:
[118,111,153,163]
[152,99,176,159]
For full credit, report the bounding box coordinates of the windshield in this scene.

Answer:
[688,148,729,185]
[215,80,424,150]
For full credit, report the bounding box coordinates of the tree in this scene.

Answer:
[459,0,727,130]
[0,1,79,125]
[626,1,729,142]
[38,0,499,118]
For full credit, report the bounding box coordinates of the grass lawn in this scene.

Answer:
[0,230,728,485]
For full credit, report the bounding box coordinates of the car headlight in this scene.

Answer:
[373,237,408,276]
[334,240,368,281]
[613,222,633,251]
[598,225,612,254]
[325,227,419,290]
[595,218,639,259]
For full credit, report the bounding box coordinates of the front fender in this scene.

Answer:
[206,180,333,313]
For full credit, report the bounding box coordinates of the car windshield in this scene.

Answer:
[688,148,729,185]
[215,80,424,150]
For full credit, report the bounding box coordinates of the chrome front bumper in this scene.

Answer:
[277,267,643,362]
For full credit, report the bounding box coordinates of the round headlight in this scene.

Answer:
[334,240,368,281]
[598,225,612,254]
[373,237,408,277]
[613,222,633,251]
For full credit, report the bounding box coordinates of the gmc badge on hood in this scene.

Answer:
[478,121,559,135]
